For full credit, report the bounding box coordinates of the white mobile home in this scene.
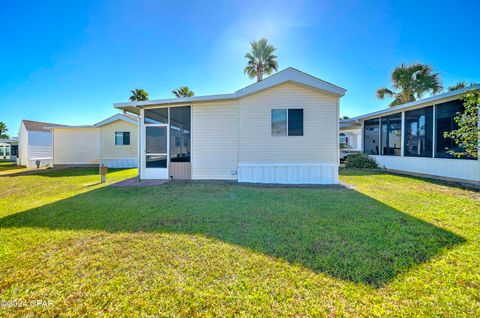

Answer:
[342,86,480,184]
[0,137,18,161]
[339,122,362,160]
[18,120,65,168]
[115,68,346,184]
[50,113,138,168]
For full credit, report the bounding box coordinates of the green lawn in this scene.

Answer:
[0,168,479,316]
[0,162,27,176]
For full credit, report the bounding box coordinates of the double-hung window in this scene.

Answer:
[271,109,304,136]
[115,132,130,145]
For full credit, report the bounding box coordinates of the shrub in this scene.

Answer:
[344,153,378,169]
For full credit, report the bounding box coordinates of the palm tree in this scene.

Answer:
[244,38,279,82]
[129,89,149,101]
[0,122,8,139]
[172,86,194,98]
[376,63,442,107]
[448,82,467,91]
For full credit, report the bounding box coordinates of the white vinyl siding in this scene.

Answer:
[189,83,340,183]
[29,131,53,160]
[18,123,54,168]
[53,128,100,165]
[52,120,138,167]
[100,121,138,160]
[238,83,339,164]
[191,101,239,180]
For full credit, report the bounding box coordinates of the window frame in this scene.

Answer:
[115,131,131,146]
[271,108,304,137]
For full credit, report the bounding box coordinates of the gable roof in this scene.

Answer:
[114,68,347,114]
[22,120,67,132]
[94,113,138,127]
[48,113,138,130]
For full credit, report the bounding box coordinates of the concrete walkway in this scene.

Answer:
[112,177,170,187]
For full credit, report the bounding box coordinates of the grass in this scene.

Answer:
[0,168,479,316]
[0,162,27,176]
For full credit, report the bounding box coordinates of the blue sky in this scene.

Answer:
[1,0,479,135]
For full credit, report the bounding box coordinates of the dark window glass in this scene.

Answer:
[271,109,287,136]
[435,99,472,159]
[381,114,402,156]
[170,106,191,162]
[146,155,167,168]
[288,109,304,136]
[146,126,167,154]
[404,107,433,157]
[145,108,168,124]
[364,118,380,155]
[123,132,130,145]
[11,145,18,156]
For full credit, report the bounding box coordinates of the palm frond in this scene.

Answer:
[129,88,149,101]
[376,87,395,100]
[172,86,194,98]
[448,82,467,91]
[380,62,442,107]
[244,38,278,81]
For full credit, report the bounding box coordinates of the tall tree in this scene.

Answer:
[448,82,467,91]
[0,122,9,139]
[376,63,442,107]
[172,86,194,98]
[244,38,279,82]
[443,89,479,159]
[129,89,149,101]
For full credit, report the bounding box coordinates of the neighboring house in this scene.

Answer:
[0,137,19,161]
[18,120,66,168]
[339,122,362,160]
[115,68,346,184]
[341,85,480,184]
[50,113,138,168]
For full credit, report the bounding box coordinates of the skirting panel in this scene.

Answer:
[371,156,480,182]
[238,163,338,184]
[100,158,138,168]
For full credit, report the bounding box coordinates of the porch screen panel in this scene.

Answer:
[404,106,433,157]
[381,113,402,156]
[146,126,167,154]
[364,118,380,155]
[435,99,473,159]
[170,106,191,162]
[145,108,168,124]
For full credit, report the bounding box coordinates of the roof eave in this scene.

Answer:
[350,85,479,121]
[113,68,346,112]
